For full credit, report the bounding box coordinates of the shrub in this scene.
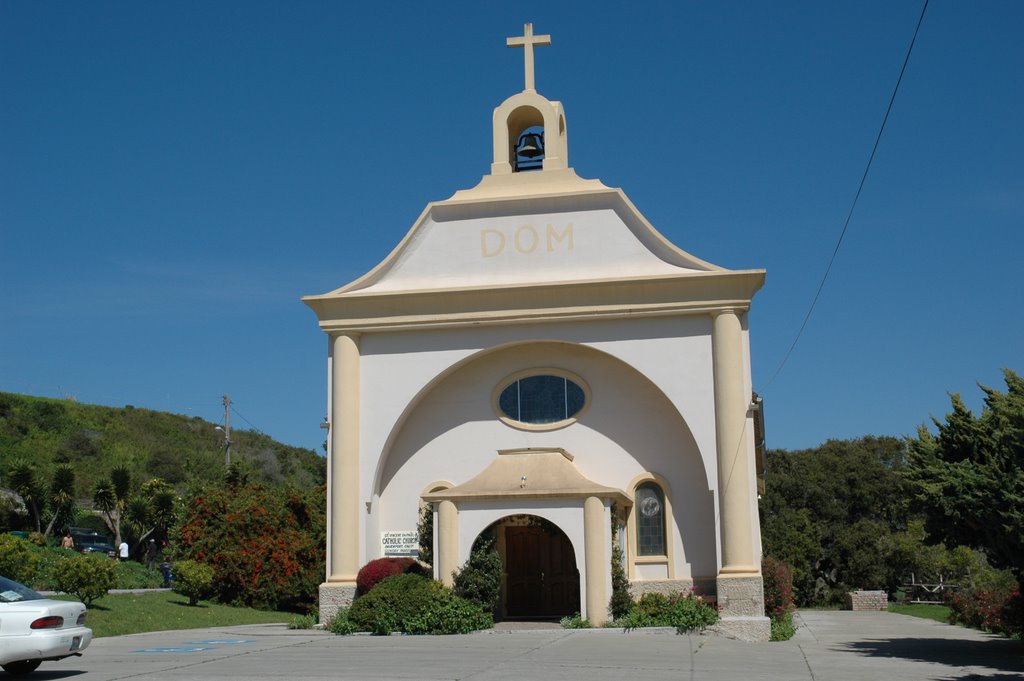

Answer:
[28,532,49,547]
[348,573,492,635]
[762,557,798,641]
[0,534,40,584]
[770,611,797,641]
[403,592,493,634]
[608,544,633,619]
[614,592,718,632]
[948,584,1023,638]
[350,573,441,634]
[172,559,214,606]
[112,559,165,589]
[416,502,433,567]
[326,607,358,635]
[762,556,796,620]
[174,484,325,611]
[288,613,318,630]
[452,534,502,613]
[52,554,116,605]
[560,613,592,629]
[355,557,425,597]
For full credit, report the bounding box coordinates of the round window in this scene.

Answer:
[495,372,588,428]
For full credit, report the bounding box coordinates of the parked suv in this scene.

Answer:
[68,528,117,559]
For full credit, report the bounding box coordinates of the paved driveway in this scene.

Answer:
[43,610,1023,680]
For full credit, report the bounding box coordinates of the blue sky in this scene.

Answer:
[2,1,1021,454]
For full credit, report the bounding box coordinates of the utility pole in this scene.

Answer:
[222,394,232,467]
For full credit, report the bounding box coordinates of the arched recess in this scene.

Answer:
[372,339,715,577]
[505,105,544,170]
[626,472,676,580]
[459,509,584,620]
[373,341,704,494]
[491,92,568,173]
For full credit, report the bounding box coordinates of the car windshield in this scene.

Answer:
[0,576,43,603]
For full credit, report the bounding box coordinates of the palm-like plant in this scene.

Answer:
[44,463,77,536]
[92,465,132,545]
[8,458,45,532]
[124,478,178,549]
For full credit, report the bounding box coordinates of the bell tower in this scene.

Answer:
[490,23,569,175]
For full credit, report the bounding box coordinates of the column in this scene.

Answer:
[583,496,608,626]
[437,500,459,587]
[711,310,757,575]
[328,332,360,583]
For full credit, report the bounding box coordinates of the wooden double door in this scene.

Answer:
[504,526,580,618]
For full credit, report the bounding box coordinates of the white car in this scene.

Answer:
[0,576,92,675]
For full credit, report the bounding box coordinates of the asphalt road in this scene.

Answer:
[28,610,1024,681]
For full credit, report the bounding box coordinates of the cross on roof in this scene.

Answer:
[507,23,551,92]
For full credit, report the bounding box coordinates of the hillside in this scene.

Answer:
[0,392,325,498]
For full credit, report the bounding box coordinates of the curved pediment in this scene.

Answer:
[317,186,726,298]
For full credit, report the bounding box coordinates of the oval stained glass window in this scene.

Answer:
[497,374,586,425]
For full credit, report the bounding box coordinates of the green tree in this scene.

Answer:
[759,436,910,605]
[43,463,77,537]
[93,465,133,546]
[905,369,1024,577]
[8,458,45,532]
[124,478,177,549]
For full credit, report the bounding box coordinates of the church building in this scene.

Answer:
[303,24,769,641]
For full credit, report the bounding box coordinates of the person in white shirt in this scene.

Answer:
[118,540,129,561]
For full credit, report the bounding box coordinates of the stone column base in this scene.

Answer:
[318,581,357,625]
[629,578,694,598]
[711,615,771,642]
[714,574,770,642]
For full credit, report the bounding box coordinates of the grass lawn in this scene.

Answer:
[887,602,952,624]
[59,592,294,638]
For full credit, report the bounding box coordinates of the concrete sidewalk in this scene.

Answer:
[56,610,1023,680]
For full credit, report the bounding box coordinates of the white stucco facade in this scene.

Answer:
[304,24,769,640]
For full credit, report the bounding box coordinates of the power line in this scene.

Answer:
[229,402,266,436]
[760,0,930,394]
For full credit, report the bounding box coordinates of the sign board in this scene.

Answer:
[381,531,419,557]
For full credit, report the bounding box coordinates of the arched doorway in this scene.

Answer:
[501,516,580,619]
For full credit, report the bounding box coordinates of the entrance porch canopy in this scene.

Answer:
[422,447,628,625]
[421,447,630,505]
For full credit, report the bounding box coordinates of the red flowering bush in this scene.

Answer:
[948,586,1023,637]
[174,483,325,612]
[762,556,796,619]
[356,557,424,597]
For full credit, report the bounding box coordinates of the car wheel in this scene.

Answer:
[2,659,43,675]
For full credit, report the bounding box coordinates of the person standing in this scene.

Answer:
[146,539,158,570]
[61,532,74,550]
[119,540,129,561]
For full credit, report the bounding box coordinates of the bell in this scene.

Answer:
[516,132,544,159]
